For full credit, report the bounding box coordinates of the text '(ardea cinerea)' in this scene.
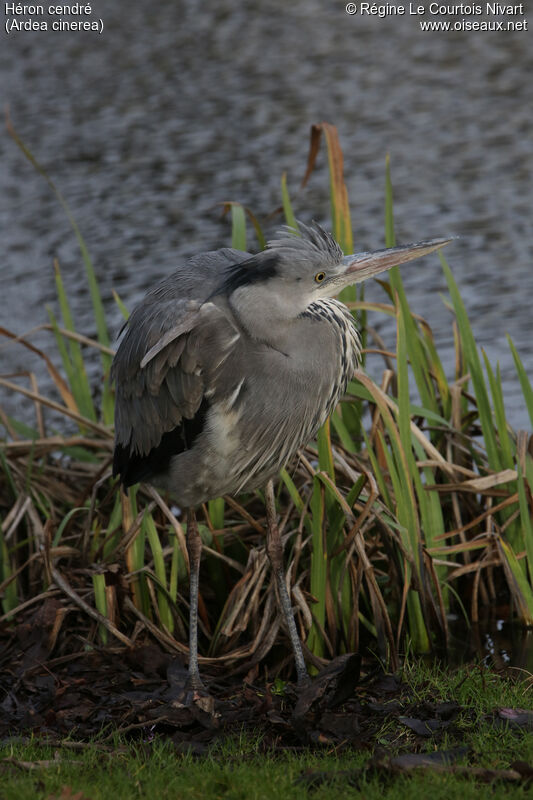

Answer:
[112,223,452,688]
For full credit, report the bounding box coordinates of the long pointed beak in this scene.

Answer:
[341,237,454,283]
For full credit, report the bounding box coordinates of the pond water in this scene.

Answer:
[1,0,532,428]
[446,616,533,673]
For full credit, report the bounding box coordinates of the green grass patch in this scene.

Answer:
[1,663,532,799]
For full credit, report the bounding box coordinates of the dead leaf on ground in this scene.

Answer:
[496,708,533,730]
[45,787,94,800]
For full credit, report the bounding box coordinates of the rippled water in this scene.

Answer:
[1,0,532,428]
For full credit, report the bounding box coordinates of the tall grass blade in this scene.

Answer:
[229,203,247,251]
[507,335,533,431]
[0,451,17,501]
[517,461,533,587]
[281,172,298,230]
[330,407,357,453]
[51,262,97,421]
[92,573,108,644]
[317,418,335,479]
[169,527,180,608]
[498,538,533,625]
[123,488,149,616]
[144,511,173,632]
[247,210,266,250]
[322,123,352,255]
[112,289,130,321]
[102,493,124,560]
[0,533,18,615]
[482,352,514,469]
[207,498,224,531]
[441,253,501,470]
[301,122,353,275]
[386,159,439,417]
[307,475,326,658]
[280,468,306,516]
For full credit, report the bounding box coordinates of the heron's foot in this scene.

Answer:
[185,669,207,694]
[177,672,215,713]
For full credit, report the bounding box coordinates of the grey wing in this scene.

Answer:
[112,298,241,487]
[111,249,248,487]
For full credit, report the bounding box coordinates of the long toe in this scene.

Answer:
[179,675,215,714]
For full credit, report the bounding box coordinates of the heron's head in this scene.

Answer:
[224,223,452,332]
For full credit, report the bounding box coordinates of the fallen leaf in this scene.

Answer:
[398,716,449,736]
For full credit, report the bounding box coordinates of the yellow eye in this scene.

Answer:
[314,271,326,283]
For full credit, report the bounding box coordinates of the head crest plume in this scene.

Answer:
[267,221,343,266]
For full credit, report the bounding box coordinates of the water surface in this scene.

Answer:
[1,1,532,427]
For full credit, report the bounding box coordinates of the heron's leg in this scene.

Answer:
[264,479,308,684]
[186,507,204,690]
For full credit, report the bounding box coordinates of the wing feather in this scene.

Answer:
[112,298,240,469]
[140,308,198,368]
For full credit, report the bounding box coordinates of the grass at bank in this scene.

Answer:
[1,663,533,800]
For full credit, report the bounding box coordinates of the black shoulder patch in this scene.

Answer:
[222,252,280,294]
[113,398,209,489]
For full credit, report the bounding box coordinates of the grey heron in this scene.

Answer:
[112,223,451,688]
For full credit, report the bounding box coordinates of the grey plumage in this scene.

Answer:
[112,222,452,688]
